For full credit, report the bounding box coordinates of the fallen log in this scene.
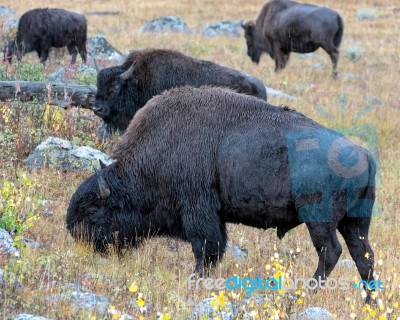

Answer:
[0,81,96,109]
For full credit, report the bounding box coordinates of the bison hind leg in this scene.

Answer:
[321,42,340,78]
[306,222,343,281]
[338,216,375,302]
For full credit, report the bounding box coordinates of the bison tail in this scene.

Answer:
[358,151,376,219]
[334,15,344,49]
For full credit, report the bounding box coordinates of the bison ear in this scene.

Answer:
[94,168,111,200]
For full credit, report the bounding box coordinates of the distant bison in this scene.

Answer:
[93,48,267,133]
[67,86,376,302]
[242,0,344,76]
[3,8,87,64]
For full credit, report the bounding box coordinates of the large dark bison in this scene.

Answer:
[67,86,376,301]
[242,0,344,76]
[3,8,87,64]
[93,48,267,133]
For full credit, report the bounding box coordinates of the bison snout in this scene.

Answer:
[93,106,109,118]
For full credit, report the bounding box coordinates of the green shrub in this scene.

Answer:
[0,172,41,237]
[15,62,46,81]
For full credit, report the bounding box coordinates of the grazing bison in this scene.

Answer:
[4,8,87,64]
[242,0,344,76]
[93,48,267,133]
[67,86,376,302]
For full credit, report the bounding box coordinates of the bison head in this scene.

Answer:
[93,64,138,133]
[66,166,139,254]
[3,40,16,64]
[242,21,274,63]
[242,21,262,64]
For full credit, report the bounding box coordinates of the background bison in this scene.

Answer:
[93,48,267,133]
[242,0,344,76]
[3,8,87,64]
[68,86,376,302]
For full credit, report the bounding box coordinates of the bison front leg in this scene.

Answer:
[306,222,343,283]
[67,44,78,64]
[273,42,287,72]
[39,44,50,64]
[182,206,227,276]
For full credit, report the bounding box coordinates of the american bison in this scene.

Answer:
[4,8,87,64]
[67,86,376,302]
[242,0,344,76]
[93,48,267,133]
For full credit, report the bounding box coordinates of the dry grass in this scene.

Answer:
[0,0,400,319]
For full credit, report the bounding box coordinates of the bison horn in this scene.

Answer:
[94,168,111,199]
[120,63,135,81]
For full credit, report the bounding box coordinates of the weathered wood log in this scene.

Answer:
[0,81,96,109]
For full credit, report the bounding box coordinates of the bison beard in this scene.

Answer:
[4,8,87,64]
[67,86,376,303]
[93,48,267,133]
[242,0,344,76]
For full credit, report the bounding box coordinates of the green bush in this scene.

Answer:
[15,62,46,81]
[0,172,41,237]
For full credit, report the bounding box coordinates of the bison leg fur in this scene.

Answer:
[306,222,343,282]
[321,42,340,78]
[39,44,50,64]
[67,44,78,64]
[183,209,227,276]
[338,216,375,303]
[273,42,287,72]
[77,41,87,63]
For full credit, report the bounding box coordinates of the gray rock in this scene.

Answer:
[310,62,326,69]
[140,16,190,33]
[344,46,364,61]
[87,35,124,66]
[337,73,365,80]
[23,137,113,171]
[336,259,356,268]
[0,268,23,289]
[226,243,248,261]
[15,314,52,320]
[297,307,335,320]
[21,237,45,250]
[2,17,18,39]
[356,8,378,21]
[191,297,237,320]
[265,86,296,101]
[202,20,242,38]
[39,200,53,217]
[0,6,15,18]
[47,64,97,84]
[48,290,110,315]
[0,228,17,255]
[299,53,316,59]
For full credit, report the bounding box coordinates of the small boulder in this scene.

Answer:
[87,35,124,67]
[202,20,242,38]
[191,297,237,320]
[23,137,113,172]
[14,315,52,320]
[297,307,335,320]
[2,17,18,39]
[140,16,190,33]
[0,6,15,18]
